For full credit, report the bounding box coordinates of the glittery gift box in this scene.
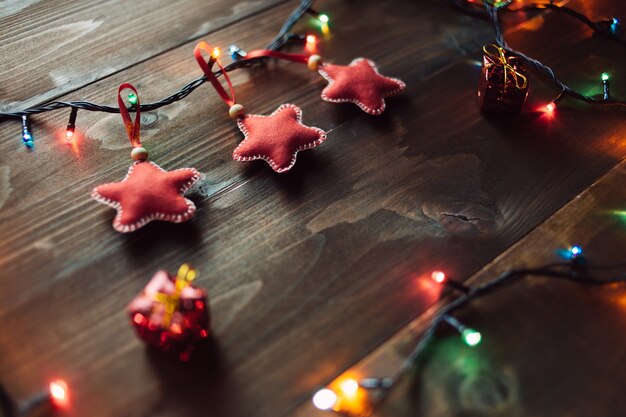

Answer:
[127,268,210,361]
[478,45,529,114]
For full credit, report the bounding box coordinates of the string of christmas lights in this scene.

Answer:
[2,0,624,146]
[477,1,626,112]
[311,246,626,416]
[1,1,625,416]
[449,0,623,45]
[0,0,327,145]
[0,3,324,412]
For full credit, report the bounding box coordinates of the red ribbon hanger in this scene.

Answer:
[194,41,237,108]
[117,83,142,149]
[194,40,318,111]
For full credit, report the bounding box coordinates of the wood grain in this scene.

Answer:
[295,159,626,417]
[0,1,625,417]
[0,0,283,110]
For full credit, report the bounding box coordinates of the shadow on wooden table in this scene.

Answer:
[145,335,235,415]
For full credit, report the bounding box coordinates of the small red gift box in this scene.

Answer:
[478,44,529,114]
[127,264,210,361]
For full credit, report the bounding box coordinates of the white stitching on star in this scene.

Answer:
[318,57,406,116]
[91,161,201,233]
[232,103,327,173]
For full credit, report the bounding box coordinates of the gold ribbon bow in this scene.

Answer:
[482,44,528,90]
[153,264,198,327]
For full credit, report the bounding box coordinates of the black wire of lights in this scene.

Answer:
[455,0,626,111]
[311,247,626,415]
[0,0,329,147]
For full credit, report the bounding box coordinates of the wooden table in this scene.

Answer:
[1,1,625,417]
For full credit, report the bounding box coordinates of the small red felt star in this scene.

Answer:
[319,58,406,115]
[91,161,200,233]
[233,104,326,173]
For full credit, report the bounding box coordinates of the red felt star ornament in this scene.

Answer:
[92,161,200,233]
[319,58,406,115]
[233,104,327,173]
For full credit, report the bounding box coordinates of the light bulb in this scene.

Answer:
[313,388,337,410]
[544,102,556,113]
[339,379,359,396]
[127,92,138,105]
[431,271,446,284]
[462,328,482,347]
[49,379,69,408]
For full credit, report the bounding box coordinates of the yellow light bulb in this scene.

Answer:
[339,379,359,396]
[212,47,220,58]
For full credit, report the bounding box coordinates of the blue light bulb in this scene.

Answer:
[570,245,582,257]
[229,45,246,61]
[611,18,620,32]
[21,115,34,148]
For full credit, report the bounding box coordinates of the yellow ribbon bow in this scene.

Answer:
[482,44,528,90]
[153,264,198,327]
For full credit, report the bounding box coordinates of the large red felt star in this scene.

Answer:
[91,161,200,233]
[319,58,406,115]
[233,104,327,173]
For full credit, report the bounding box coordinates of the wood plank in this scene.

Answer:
[0,0,283,110]
[0,2,500,416]
[0,1,625,417]
[297,159,626,417]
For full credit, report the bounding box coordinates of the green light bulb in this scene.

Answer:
[462,328,482,347]
[601,73,610,81]
[128,92,138,105]
[319,14,329,23]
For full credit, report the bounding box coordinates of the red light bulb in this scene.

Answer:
[544,102,556,113]
[431,271,446,284]
[306,35,316,45]
[49,379,69,408]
